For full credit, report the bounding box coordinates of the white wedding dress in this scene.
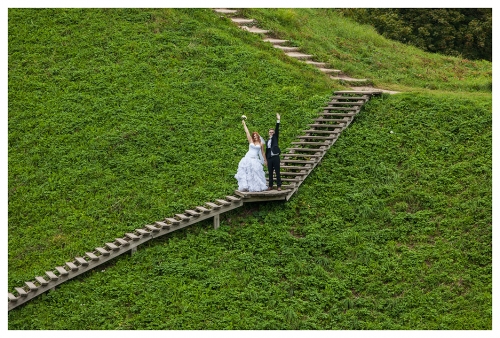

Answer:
[234,143,268,192]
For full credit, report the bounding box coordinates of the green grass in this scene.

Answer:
[8,8,491,329]
[243,8,492,92]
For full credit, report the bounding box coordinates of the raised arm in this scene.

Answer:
[242,120,252,143]
[275,113,281,140]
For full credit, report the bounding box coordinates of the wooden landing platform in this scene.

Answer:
[234,188,293,202]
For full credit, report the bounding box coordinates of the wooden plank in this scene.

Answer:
[206,202,222,210]
[135,229,151,236]
[164,218,181,226]
[318,112,357,116]
[195,206,211,213]
[154,221,171,229]
[326,101,364,106]
[105,242,120,250]
[125,233,140,241]
[303,129,341,134]
[45,271,59,281]
[315,119,347,123]
[280,159,315,164]
[85,252,100,261]
[334,90,381,95]
[226,195,241,202]
[307,124,344,128]
[216,199,231,206]
[286,147,326,152]
[321,107,358,111]
[8,293,18,302]
[185,209,201,217]
[145,224,161,232]
[291,141,330,146]
[25,281,39,291]
[55,266,69,276]
[75,257,90,266]
[330,96,366,100]
[35,276,49,286]
[280,165,311,170]
[268,177,302,182]
[15,287,28,297]
[296,135,336,140]
[66,262,79,271]
[175,213,191,221]
[283,153,321,157]
[95,247,110,256]
[115,238,130,246]
[280,171,306,176]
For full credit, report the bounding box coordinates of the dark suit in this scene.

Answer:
[266,121,282,188]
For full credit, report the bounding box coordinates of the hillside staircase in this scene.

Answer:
[8,9,390,311]
[214,8,368,83]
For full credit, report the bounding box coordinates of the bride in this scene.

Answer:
[234,117,268,192]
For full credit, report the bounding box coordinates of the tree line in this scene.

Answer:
[338,8,492,61]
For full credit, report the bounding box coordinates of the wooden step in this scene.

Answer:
[226,195,241,202]
[279,171,307,176]
[195,206,211,214]
[291,141,331,146]
[125,233,140,241]
[66,262,79,271]
[281,159,315,164]
[15,287,28,297]
[321,107,359,111]
[164,218,181,226]
[263,38,288,44]
[319,68,341,74]
[280,165,312,170]
[286,147,326,152]
[206,202,222,210]
[267,177,302,182]
[334,90,382,95]
[330,96,367,100]
[154,221,171,230]
[35,276,49,286]
[45,271,59,280]
[274,45,300,52]
[145,225,161,233]
[241,26,269,34]
[85,252,99,261]
[318,112,357,116]
[286,52,313,59]
[75,257,90,266]
[213,9,238,14]
[307,124,344,128]
[25,281,38,291]
[305,60,327,67]
[215,199,231,206]
[283,153,321,158]
[55,266,69,275]
[302,129,341,134]
[326,101,364,106]
[296,135,337,140]
[175,213,191,221]
[231,18,254,24]
[185,209,201,217]
[314,119,347,123]
[95,247,110,256]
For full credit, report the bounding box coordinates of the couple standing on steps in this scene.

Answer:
[234,113,282,192]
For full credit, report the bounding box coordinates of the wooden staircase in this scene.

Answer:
[234,90,382,202]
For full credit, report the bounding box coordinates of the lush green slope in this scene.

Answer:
[8,8,491,329]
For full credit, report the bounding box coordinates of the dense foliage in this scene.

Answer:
[339,8,492,61]
[8,8,491,329]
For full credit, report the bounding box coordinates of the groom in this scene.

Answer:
[266,113,282,191]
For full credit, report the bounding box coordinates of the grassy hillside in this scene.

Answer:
[8,8,491,329]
